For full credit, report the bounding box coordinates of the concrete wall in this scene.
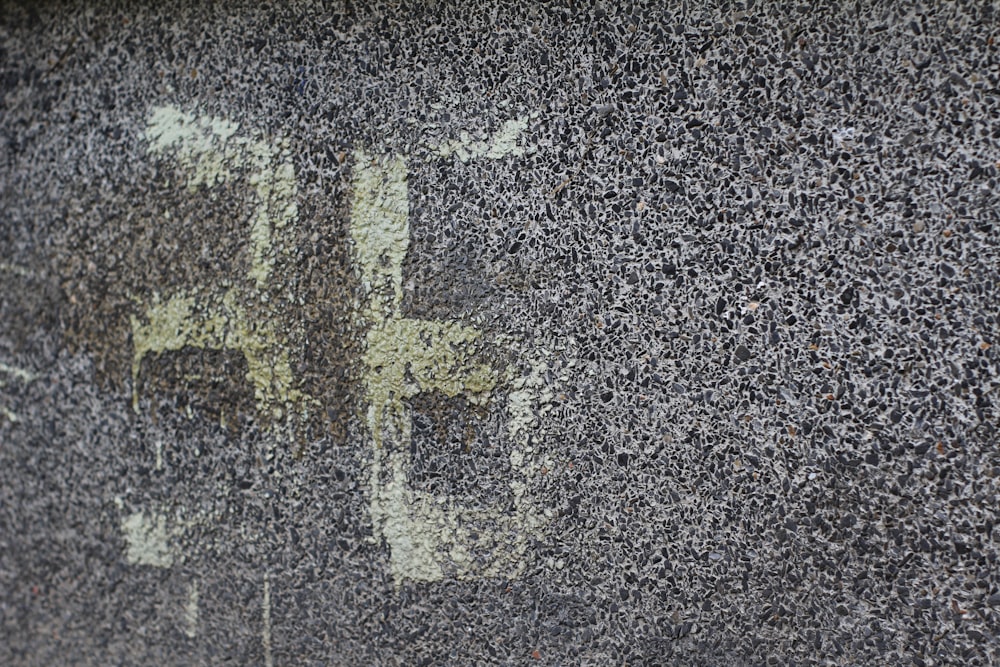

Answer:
[2,1,999,664]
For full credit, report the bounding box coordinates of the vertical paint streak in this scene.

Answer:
[184,581,199,639]
[351,152,498,584]
[349,149,409,319]
[262,573,273,667]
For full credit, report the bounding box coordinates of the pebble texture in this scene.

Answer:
[2,1,1000,664]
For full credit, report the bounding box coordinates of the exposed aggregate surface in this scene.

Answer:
[1,1,1000,665]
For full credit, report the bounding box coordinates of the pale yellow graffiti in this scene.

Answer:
[350,146,549,585]
[433,117,530,162]
[131,104,553,585]
[130,290,300,418]
[145,105,297,286]
[116,501,208,639]
[184,581,200,639]
[120,509,179,568]
[0,361,36,423]
[133,106,307,423]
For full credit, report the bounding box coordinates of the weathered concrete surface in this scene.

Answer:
[2,1,999,664]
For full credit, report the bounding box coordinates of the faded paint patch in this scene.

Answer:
[0,362,38,423]
[506,354,552,454]
[349,150,410,318]
[364,318,497,432]
[434,117,530,163]
[146,106,241,189]
[121,510,176,568]
[130,290,301,418]
[0,361,36,384]
[145,105,297,286]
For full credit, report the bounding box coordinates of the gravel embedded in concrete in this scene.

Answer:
[1,2,999,664]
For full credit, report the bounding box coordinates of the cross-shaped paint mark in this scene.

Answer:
[350,140,550,585]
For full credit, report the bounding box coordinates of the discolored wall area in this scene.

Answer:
[1,2,999,664]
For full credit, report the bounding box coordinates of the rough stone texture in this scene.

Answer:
[2,1,1000,665]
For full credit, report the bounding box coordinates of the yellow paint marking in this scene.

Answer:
[121,510,178,568]
[350,148,549,585]
[184,581,199,638]
[0,362,37,424]
[132,104,554,585]
[130,290,300,417]
[434,117,530,162]
[145,105,297,286]
[133,106,309,424]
